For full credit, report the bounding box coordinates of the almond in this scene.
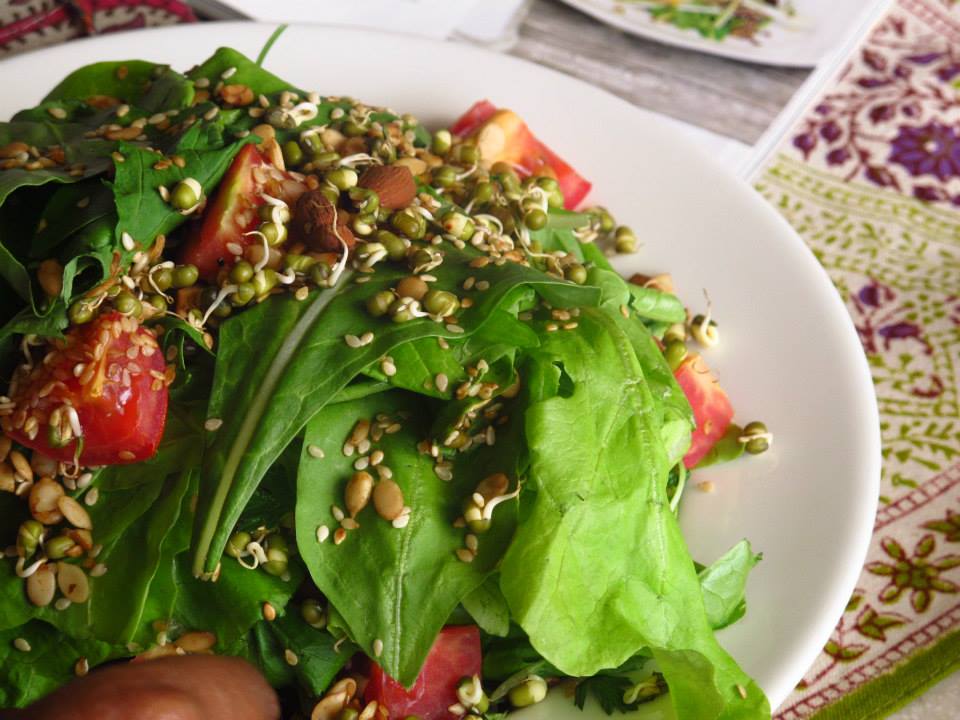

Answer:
[291,190,356,253]
[358,165,416,210]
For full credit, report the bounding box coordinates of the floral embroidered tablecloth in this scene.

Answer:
[754,0,960,717]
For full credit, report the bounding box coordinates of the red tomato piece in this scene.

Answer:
[178,144,308,281]
[1,312,170,466]
[449,100,497,137]
[673,353,735,469]
[365,626,482,720]
[450,101,592,209]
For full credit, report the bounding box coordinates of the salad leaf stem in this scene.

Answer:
[192,270,354,577]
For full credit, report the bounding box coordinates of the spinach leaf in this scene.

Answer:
[193,249,597,576]
[0,621,116,708]
[461,576,511,637]
[295,390,521,686]
[268,611,352,696]
[42,60,168,105]
[498,307,769,718]
[699,540,762,631]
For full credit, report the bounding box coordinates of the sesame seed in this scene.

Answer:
[354,456,369,471]
[317,525,330,543]
[463,276,476,290]
[13,638,30,652]
[307,444,325,459]
[345,334,363,348]
[118,450,136,461]
[357,438,372,454]
[736,684,747,699]
[360,331,374,345]
[370,450,384,466]
[465,534,478,552]
[90,563,108,577]
[434,463,453,482]
[284,649,299,666]
[204,418,223,431]
[563,322,579,330]
[226,242,243,256]
[381,358,397,376]
[373,638,384,657]
[262,602,277,621]
[475,280,490,291]
[76,196,90,209]
[341,517,359,531]
[698,481,715,493]
[77,473,93,489]
[55,598,72,611]
[435,373,449,393]
[295,286,309,301]
[195,77,210,88]
[445,324,465,334]
[85,487,100,506]
[203,106,219,121]
[385,423,402,435]
[331,505,345,522]
[546,323,559,332]
[75,657,89,677]
[455,548,475,563]
[148,113,167,125]
[376,465,393,481]
[47,107,67,120]
[158,185,171,202]
[342,442,356,457]
[437,337,450,350]
[221,66,237,80]
[333,528,347,545]
[121,232,135,251]
[116,104,130,118]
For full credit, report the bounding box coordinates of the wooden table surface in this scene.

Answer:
[509,0,810,144]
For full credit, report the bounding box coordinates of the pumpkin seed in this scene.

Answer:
[26,564,56,606]
[57,562,90,603]
[373,479,404,521]
[29,478,64,525]
[58,495,92,529]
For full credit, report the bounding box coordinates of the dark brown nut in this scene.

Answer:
[358,165,417,210]
[291,190,356,253]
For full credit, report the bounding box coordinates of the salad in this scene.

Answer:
[623,0,799,42]
[0,35,775,720]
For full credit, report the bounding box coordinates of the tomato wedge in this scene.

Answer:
[450,100,592,209]
[1,312,169,466]
[673,353,735,469]
[365,626,482,720]
[178,144,308,281]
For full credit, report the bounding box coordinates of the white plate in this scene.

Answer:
[0,23,880,714]
[557,0,882,67]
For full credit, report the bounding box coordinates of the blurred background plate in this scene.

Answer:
[557,0,884,67]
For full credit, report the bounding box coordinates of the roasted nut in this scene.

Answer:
[29,478,64,525]
[219,83,254,107]
[373,479,404,521]
[358,165,416,210]
[291,190,356,252]
[26,564,56,607]
[57,562,90,603]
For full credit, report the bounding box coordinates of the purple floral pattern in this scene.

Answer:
[790,4,960,204]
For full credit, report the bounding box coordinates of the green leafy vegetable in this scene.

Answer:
[699,540,762,631]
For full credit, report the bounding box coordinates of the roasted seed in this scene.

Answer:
[373,479,404,521]
[175,631,216,653]
[345,471,374,518]
[58,495,92,529]
[57,562,90,603]
[29,478,64,524]
[26,564,56,607]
